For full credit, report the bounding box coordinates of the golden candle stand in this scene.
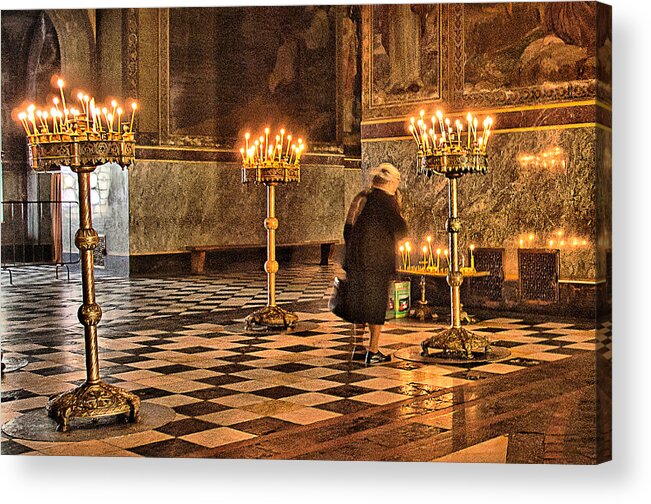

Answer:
[398,267,489,323]
[242,156,301,330]
[25,118,140,432]
[415,150,492,358]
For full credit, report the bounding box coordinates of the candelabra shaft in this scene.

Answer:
[266,184,277,307]
[77,171,101,384]
[448,178,462,330]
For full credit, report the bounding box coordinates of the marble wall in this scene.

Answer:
[360,2,611,314]
[363,126,601,281]
[128,159,354,255]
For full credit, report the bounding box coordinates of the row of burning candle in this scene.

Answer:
[240,128,305,166]
[519,232,589,249]
[408,109,493,154]
[399,238,476,271]
[14,79,137,139]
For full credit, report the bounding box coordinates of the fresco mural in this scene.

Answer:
[464,2,612,96]
[369,4,441,108]
[168,6,336,144]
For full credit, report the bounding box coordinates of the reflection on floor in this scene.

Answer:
[1,265,611,463]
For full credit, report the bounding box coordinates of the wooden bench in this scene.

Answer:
[187,240,339,274]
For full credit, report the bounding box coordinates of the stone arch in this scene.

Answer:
[45,9,96,89]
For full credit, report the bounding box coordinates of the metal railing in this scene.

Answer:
[1,200,79,284]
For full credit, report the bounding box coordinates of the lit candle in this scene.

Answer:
[52,97,61,118]
[84,95,90,129]
[436,248,441,271]
[422,246,428,270]
[111,100,117,124]
[456,120,462,148]
[57,79,67,111]
[284,134,291,159]
[473,117,478,145]
[417,119,428,151]
[17,112,29,135]
[549,239,554,248]
[49,108,58,133]
[436,111,445,142]
[426,236,433,268]
[466,113,472,149]
[409,123,421,150]
[444,249,449,269]
[264,128,270,162]
[117,107,123,133]
[289,144,296,164]
[102,107,109,132]
[240,147,246,162]
[399,245,405,269]
[36,110,47,133]
[274,134,280,160]
[77,92,85,114]
[519,239,524,248]
[129,102,137,133]
[445,118,452,145]
[405,242,411,269]
[279,128,285,157]
[295,143,305,163]
[469,244,475,270]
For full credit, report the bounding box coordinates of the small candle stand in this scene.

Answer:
[241,128,304,330]
[408,110,494,359]
[409,275,437,321]
[15,81,140,431]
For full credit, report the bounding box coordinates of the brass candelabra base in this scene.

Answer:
[420,327,491,360]
[409,301,438,321]
[245,305,298,331]
[47,380,140,433]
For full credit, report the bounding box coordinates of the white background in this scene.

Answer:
[1,1,649,502]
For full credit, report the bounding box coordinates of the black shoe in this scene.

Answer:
[365,350,392,365]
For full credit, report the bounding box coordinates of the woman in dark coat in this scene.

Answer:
[343,163,408,364]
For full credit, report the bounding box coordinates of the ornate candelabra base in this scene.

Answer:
[47,380,140,433]
[409,301,438,321]
[420,327,491,360]
[244,305,298,331]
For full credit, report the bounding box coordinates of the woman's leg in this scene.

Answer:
[368,324,383,353]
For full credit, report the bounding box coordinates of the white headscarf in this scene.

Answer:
[370,162,401,194]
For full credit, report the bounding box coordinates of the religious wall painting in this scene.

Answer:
[463,1,612,106]
[341,5,362,153]
[369,4,442,109]
[168,6,337,145]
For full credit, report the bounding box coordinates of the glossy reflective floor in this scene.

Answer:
[1,265,611,462]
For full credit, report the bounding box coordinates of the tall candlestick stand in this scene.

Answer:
[418,154,490,358]
[242,142,301,330]
[23,113,140,432]
[408,111,494,359]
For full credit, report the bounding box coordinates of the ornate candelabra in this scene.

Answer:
[15,80,140,431]
[408,110,493,359]
[241,128,304,330]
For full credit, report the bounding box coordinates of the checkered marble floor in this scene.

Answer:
[1,266,610,459]
[1,265,337,335]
